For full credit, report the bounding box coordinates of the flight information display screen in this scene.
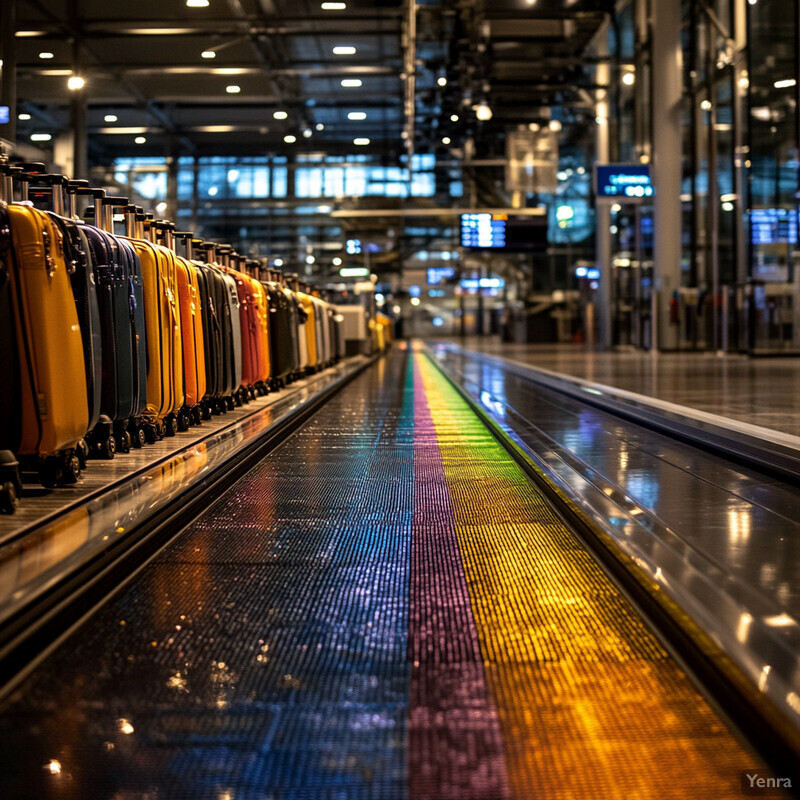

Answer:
[595,164,653,201]
[750,208,798,245]
[460,213,547,251]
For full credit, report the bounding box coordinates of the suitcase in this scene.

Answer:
[22,172,108,459]
[295,284,318,372]
[110,202,184,440]
[212,246,244,403]
[242,258,271,390]
[1,195,88,486]
[78,188,148,451]
[229,254,269,396]
[193,242,238,413]
[169,229,208,425]
[262,271,297,387]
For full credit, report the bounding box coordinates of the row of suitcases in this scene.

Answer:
[0,159,348,514]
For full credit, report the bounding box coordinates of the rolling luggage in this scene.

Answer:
[163,227,208,426]
[110,202,184,440]
[193,242,237,413]
[21,171,107,459]
[212,245,245,403]
[1,191,89,486]
[79,188,148,451]
[262,271,297,387]
[242,257,271,391]
[229,254,269,396]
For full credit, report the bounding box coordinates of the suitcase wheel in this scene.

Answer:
[165,416,178,437]
[178,411,191,432]
[76,439,89,470]
[102,436,117,460]
[144,425,158,445]
[0,482,19,514]
[60,454,81,485]
[39,458,62,488]
[118,432,131,454]
[132,428,146,448]
[191,407,203,427]
[226,396,236,411]
[201,404,212,421]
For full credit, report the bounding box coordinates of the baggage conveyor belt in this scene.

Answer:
[0,345,780,799]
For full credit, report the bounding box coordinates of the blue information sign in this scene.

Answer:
[0,107,9,125]
[750,208,798,245]
[460,213,547,251]
[595,164,653,202]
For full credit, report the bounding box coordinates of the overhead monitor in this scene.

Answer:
[460,213,547,251]
[427,266,455,285]
[0,107,9,124]
[594,164,653,202]
[750,208,798,245]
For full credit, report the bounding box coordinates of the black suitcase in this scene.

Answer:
[188,240,233,414]
[263,271,299,386]
[78,189,148,450]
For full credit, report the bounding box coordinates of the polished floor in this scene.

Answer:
[451,338,800,436]
[0,346,766,799]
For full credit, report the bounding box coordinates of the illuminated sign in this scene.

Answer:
[339,266,370,278]
[427,266,455,285]
[460,213,547,251]
[750,208,798,245]
[0,107,9,124]
[594,164,653,202]
[345,239,362,254]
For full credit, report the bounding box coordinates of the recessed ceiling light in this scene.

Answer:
[333,46,356,55]
[353,137,370,145]
[341,79,362,87]
[347,111,367,120]
[332,257,342,266]
[273,110,288,119]
[284,134,297,143]
[134,136,147,144]
[303,128,313,138]
[450,114,459,122]
[548,119,561,132]
[437,76,447,87]
[186,0,210,6]
[38,51,54,59]
[442,137,451,145]
[104,114,118,122]
[321,2,346,8]
[18,113,31,121]
[67,75,85,91]
[31,133,52,142]
[316,123,325,131]
[226,84,241,93]
[201,50,216,59]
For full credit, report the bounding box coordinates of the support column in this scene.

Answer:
[651,0,684,350]
[595,21,612,350]
[70,93,88,179]
[0,0,17,148]
[166,152,179,221]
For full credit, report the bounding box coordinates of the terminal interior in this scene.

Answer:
[1,0,800,798]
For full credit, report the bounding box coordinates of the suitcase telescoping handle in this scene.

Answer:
[65,179,90,220]
[103,196,129,236]
[0,165,23,203]
[152,219,176,251]
[173,232,194,261]
[75,187,107,229]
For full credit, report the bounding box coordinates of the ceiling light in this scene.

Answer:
[273,258,284,267]
[316,123,325,131]
[410,297,421,306]
[273,110,288,119]
[333,46,356,55]
[321,1,346,7]
[104,114,118,122]
[15,31,47,37]
[332,256,342,266]
[18,113,31,121]
[306,255,316,264]
[201,50,216,59]
[442,137,451,145]
[348,111,367,120]
[548,119,562,132]
[284,134,297,143]
[700,99,712,110]
[774,79,796,89]
[528,122,540,132]
[622,71,635,86]
[38,51,54,60]
[186,0,210,6]
[437,76,447,87]
[30,133,52,142]
[353,137,370,145]
[341,79,362,87]
[474,102,492,121]
[303,128,313,138]
[67,75,85,91]
[450,114,459,122]
[134,136,147,144]
[226,84,241,93]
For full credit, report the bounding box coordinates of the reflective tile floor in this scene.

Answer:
[447,338,800,436]
[0,347,770,799]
